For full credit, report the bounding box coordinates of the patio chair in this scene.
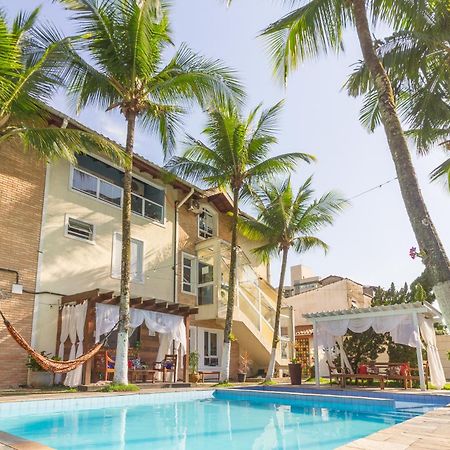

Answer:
[326,361,347,386]
[153,354,177,382]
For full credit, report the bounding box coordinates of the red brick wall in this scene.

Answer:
[0,140,46,388]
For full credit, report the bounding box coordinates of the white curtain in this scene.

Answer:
[55,305,71,384]
[419,317,446,389]
[155,333,174,381]
[95,303,187,356]
[64,301,88,387]
[317,314,418,349]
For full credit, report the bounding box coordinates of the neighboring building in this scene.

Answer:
[283,266,373,375]
[283,265,320,298]
[0,108,293,388]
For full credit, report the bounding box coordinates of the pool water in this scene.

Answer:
[0,391,437,450]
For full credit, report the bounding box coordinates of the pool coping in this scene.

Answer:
[0,431,54,450]
[337,405,450,449]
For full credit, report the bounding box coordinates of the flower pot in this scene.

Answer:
[288,363,302,385]
[189,373,201,383]
[237,373,247,383]
[28,371,53,388]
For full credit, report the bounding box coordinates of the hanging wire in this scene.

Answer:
[344,177,398,202]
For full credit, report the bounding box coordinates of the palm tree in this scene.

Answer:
[345,1,450,188]
[61,0,244,384]
[239,177,344,381]
[259,0,450,325]
[0,7,123,162]
[166,99,314,381]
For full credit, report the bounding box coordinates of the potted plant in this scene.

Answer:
[188,351,201,383]
[237,351,252,382]
[26,352,56,388]
[289,357,302,385]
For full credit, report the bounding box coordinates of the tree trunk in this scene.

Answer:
[352,0,450,325]
[113,112,136,385]
[221,187,240,382]
[266,246,289,381]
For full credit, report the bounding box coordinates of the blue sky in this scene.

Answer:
[6,0,449,288]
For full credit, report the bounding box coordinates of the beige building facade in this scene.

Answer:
[0,109,293,388]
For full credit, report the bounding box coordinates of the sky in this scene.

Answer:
[5,0,449,289]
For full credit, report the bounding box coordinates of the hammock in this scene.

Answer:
[0,310,116,374]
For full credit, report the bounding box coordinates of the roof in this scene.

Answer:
[303,301,442,322]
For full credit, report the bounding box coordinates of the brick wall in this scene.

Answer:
[0,140,46,388]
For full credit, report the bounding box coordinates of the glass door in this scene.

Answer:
[198,260,214,305]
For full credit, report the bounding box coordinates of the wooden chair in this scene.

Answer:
[93,350,115,382]
[153,354,177,382]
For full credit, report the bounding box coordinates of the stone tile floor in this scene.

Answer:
[337,406,450,449]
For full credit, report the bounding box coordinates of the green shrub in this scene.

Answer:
[101,383,139,392]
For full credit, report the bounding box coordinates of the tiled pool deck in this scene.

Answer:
[1,384,449,449]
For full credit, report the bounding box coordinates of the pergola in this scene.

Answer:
[58,289,198,384]
[304,301,445,390]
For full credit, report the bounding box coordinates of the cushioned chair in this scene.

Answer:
[153,354,177,382]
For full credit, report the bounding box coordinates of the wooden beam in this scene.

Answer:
[188,308,199,315]
[130,297,143,306]
[167,304,179,311]
[154,301,168,310]
[97,291,115,301]
[178,306,190,314]
[61,289,99,304]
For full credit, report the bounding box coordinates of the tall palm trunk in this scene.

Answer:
[114,112,136,384]
[352,0,450,324]
[221,187,240,382]
[266,246,289,381]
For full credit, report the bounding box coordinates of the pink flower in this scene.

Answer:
[409,247,417,259]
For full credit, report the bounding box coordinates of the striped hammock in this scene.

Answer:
[0,310,114,373]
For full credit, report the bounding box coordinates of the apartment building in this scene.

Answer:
[0,108,293,388]
[283,265,372,375]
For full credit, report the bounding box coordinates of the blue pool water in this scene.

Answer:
[0,389,446,450]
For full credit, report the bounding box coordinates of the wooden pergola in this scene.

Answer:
[59,289,198,384]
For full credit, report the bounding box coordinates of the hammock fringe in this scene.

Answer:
[0,310,115,374]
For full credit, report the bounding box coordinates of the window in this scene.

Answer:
[198,207,215,238]
[198,261,214,305]
[204,331,219,366]
[65,217,95,242]
[182,254,196,294]
[71,154,165,224]
[111,233,144,283]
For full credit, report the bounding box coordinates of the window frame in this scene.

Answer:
[64,215,96,244]
[198,206,217,239]
[111,232,145,284]
[70,161,166,226]
[181,252,197,296]
[197,259,214,306]
[203,330,219,367]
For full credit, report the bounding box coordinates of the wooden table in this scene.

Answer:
[339,373,386,390]
[129,369,156,383]
[199,371,221,382]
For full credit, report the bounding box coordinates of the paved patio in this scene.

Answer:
[337,406,450,449]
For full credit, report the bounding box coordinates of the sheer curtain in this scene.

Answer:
[55,305,71,384]
[420,317,446,389]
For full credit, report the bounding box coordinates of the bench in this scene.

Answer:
[370,362,429,389]
[129,369,156,384]
[199,371,221,382]
[327,362,385,389]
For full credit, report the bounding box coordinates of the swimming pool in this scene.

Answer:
[0,389,447,449]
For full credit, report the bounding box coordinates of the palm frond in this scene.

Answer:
[1,126,127,165]
[261,0,349,82]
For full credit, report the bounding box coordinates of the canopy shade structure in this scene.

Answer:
[303,302,446,390]
[58,289,198,385]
